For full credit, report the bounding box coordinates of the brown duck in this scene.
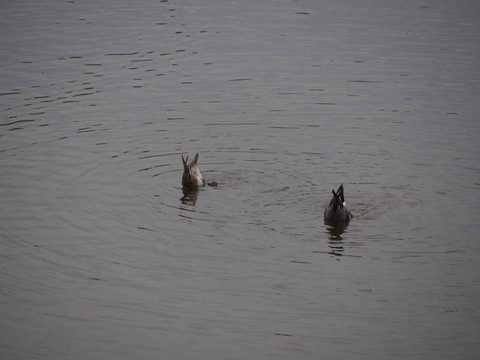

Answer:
[181,153,204,188]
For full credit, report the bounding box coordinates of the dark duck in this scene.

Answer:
[324,184,352,223]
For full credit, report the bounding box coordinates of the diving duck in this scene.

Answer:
[324,184,352,223]
[181,153,205,188]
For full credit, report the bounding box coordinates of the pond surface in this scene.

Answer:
[1,0,479,359]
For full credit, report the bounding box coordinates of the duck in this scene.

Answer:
[181,153,205,188]
[324,184,352,223]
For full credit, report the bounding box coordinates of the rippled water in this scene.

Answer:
[1,0,480,359]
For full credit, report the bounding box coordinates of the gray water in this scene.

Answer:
[1,0,480,359]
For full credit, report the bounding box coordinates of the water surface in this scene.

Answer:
[1,0,480,359]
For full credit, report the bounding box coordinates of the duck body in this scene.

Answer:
[181,153,204,188]
[324,184,352,223]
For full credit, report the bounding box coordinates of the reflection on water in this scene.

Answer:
[180,187,200,206]
[325,218,352,257]
[325,221,350,256]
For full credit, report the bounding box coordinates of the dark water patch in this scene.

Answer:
[72,92,95,97]
[347,80,383,83]
[137,226,154,232]
[138,152,182,160]
[227,78,252,82]
[0,92,22,96]
[105,52,139,56]
[205,122,257,126]
[268,126,300,130]
[138,164,169,172]
[382,249,464,255]
[77,128,95,133]
[1,119,35,126]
